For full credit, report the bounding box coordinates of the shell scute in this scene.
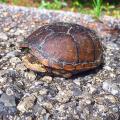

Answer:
[64,64,75,71]
[41,33,78,64]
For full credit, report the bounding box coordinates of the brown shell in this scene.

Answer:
[24,22,103,72]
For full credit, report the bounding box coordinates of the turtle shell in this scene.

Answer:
[24,22,103,72]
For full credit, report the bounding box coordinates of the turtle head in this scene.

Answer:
[22,54,46,72]
[19,40,29,48]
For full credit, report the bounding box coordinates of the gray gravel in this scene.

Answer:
[0,4,120,120]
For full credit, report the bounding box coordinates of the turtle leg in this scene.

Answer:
[62,73,72,78]
[22,54,46,72]
[52,69,72,78]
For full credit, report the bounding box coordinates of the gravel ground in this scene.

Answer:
[0,4,120,120]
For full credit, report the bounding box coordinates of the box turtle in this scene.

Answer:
[21,22,103,78]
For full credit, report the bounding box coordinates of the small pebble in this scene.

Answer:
[103,81,119,95]
[0,77,6,84]
[55,90,72,103]
[16,63,26,71]
[40,76,53,84]
[0,32,8,40]
[5,50,21,58]
[14,29,25,36]
[17,95,36,113]
[25,71,36,81]
[9,57,21,66]
[39,88,48,95]
[6,87,14,96]
[0,93,16,107]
